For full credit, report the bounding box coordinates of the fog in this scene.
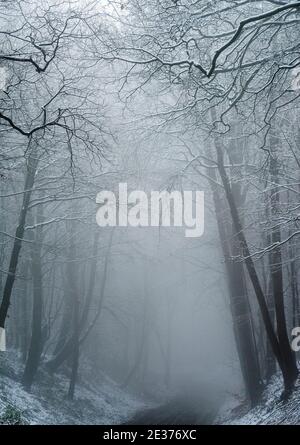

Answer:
[1,0,300,426]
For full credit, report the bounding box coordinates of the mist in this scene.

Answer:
[0,0,300,427]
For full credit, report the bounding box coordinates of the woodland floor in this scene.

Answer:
[1,351,300,425]
[219,375,300,425]
[0,350,142,425]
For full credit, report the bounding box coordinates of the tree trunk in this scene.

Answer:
[21,260,30,363]
[290,253,300,328]
[47,229,112,373]
[52,268,74,356]
[68,293,79,400]
[22,200,44,390]
[204,142,262,406]
[268,152,298,383]
[0,146,38,329]
[214,138,297,391]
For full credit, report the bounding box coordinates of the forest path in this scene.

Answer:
[124,396,217,425]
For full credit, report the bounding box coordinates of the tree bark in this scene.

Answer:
[0,146,38,329]
[214,138,297,391]
[268,151,298,382]
[22,199,44,390]
[68,290,79,400]
[204,141,263,406]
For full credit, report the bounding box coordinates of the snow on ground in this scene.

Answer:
[0,350,143,425]
[218,374,300,425]
[2,350,300,425]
